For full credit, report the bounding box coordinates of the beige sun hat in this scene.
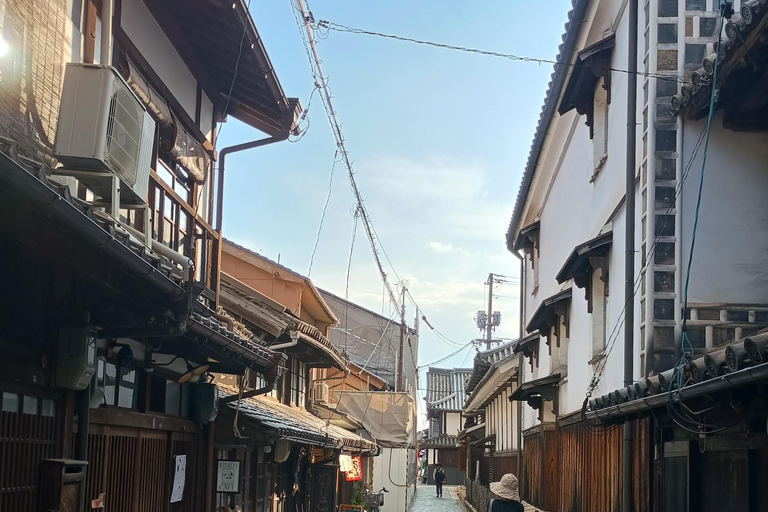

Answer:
[489,473,520,502]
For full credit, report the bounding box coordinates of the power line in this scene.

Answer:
[290,0,403,316]
[418,340,476,369]
[307,150,339,277]
[312,20,691,85]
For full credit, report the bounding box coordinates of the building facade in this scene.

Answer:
[0,0,306,509]
[506,0,768,511]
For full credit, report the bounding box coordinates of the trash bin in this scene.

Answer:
[39,459,88,512]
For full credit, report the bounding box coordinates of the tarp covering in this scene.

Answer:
[331,390,416,448]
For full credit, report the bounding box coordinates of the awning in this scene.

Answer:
[513,221,540,252]
[526,289,572,334]
[218,383,377,454]
[558,34,616,137]
[556,231,612,285]
[464,360,518,413]
[220,274,347,371]
[509,373,560,410]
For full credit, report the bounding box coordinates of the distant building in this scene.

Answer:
[424,367,472,485]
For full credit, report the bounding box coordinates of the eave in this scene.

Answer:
[526,288,572,334]
[556,230,613,284]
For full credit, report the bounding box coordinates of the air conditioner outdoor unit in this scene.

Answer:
[55,63,155,205]
[313,382,330,404]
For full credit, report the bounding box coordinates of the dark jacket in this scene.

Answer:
[433,469,446,484]
[487,498,523,512]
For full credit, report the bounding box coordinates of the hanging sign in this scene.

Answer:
[345,456,362,482]
[170,455,186,503]
[216,460,242,493]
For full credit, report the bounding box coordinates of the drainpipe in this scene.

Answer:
[213,134,289,305]
[510,249,525,482]
[267,331,300,351]
[623,0,639,511]
[75,385,90,461]
[219,363,281,404]
[101,0,113,66]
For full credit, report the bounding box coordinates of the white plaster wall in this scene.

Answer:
[517,0,643,417]
[445,412,461,436]
[680,113,768,305]
[121,0,198,119]
[373,448,412,512]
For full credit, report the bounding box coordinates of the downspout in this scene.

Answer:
[623,0,638,511]
[101,0,113,67]
[213,134,289,305]
[512,250,524,481]
[219,363,281,404]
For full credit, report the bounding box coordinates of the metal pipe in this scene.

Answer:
[511,249,524,481]
[119,222,193,272]
[219,364,281,404]
[205,419,215,512]
[267,331,300,351]
[76,385,90,461]
[100,0,113,66]
[215,135,288,233]
[623,0,638,510]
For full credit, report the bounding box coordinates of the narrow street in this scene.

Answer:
[411,485,464,512]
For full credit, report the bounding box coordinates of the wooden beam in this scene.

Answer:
[150,170,218,239]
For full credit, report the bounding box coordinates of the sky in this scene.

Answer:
[218,0,573,424]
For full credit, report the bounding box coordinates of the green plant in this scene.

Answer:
[350,486,365,507]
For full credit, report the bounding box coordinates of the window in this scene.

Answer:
[592,77,609,179]
[558,35,615,181]
[104,363,140,410]
[290,360,307,407]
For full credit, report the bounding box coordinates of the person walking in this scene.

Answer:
[487,474,523,512]
[432,464,446,497]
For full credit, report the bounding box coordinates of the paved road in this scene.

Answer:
[411,485,463,512]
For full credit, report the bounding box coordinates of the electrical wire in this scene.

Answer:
[418,340,476,369]
[307,150,339,277]
[312,20,691,85]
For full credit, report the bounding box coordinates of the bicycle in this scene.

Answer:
[362,486,388,512]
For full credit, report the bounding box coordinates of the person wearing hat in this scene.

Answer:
[487,473,523,512]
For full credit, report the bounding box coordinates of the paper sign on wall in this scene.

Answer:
[170,455,186,503]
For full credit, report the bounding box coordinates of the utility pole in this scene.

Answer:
[486,273,494,350]
[398,285,406,392]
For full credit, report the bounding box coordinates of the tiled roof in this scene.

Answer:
[673,4,768,118]
[218,383,377,453]
[465,340,519,394]
[420,434,458,449]
[505,0,591,252]
[426,368,472,411]
[588,332,768,422]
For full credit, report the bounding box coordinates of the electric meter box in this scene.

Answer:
[56,325,98,390]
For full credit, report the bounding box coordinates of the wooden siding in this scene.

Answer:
[492,453,520,479]
[0,390,61,512]
[522,419,651,512]
[86,421,204,512]
[521,432,542,507]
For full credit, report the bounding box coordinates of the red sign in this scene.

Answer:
[345,456,362,482]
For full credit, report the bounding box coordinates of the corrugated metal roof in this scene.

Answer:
[426,368,472,411]
[218,383,377,453]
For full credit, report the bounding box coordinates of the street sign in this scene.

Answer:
[216,460,241,493]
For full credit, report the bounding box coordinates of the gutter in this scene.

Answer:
[505,0,592,252]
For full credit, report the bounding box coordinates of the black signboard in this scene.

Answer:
[310,464,337,512]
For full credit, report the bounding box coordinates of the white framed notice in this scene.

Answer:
[170,455,186,503]
[216,460,241,493]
